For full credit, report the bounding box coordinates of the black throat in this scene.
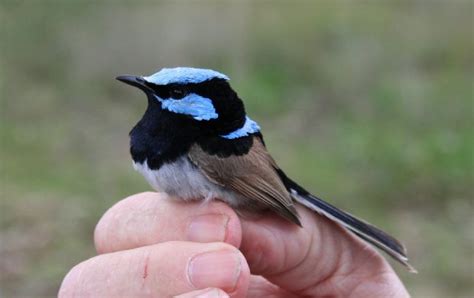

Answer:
[129,98,198,169]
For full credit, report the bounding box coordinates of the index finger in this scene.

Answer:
[94,192,242,254]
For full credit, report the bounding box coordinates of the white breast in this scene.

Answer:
[133,156,241,206]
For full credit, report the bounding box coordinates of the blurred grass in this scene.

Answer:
[1,1,473,297]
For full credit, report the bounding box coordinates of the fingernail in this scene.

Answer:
[194,288,229,298]
[187,214,229,243]
[188,250,242,292]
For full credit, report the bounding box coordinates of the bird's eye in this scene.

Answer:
[169,88,187,99]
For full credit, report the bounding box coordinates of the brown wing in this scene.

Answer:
[188,137,301,225]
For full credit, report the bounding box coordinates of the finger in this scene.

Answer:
[174,288,229,298]
[94,192,242,253]
[59,242,249,298]
[240,205,408,297]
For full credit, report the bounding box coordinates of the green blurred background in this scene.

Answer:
[1,1,473,297]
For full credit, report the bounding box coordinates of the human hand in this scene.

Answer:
[59,192,409,297]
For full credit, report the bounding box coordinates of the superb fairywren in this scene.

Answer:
[116,67,415,272]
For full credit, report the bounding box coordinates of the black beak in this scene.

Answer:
[116,75,149,91]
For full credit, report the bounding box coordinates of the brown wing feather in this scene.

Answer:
[188,137,301,225]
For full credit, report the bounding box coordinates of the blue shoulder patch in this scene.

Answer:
[155,93,218,121]
[144,67,229,85]
[220,116,260,139]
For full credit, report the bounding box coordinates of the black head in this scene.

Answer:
[116,67,247,136]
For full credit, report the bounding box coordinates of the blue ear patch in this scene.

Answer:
[155,93,218,121]
[221,116,260,139]
[144,67,229,85]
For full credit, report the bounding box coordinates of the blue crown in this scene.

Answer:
[144,67,230,85]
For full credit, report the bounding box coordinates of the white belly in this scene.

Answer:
[133,156,241,206]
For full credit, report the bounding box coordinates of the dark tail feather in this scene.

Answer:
[292,190,416,272]
[276,170,416,272]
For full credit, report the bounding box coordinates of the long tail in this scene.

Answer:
[278,171,416,272]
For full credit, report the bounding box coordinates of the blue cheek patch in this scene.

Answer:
[154,93,218,121]
[144,67,229,85]
[220,116,260,139]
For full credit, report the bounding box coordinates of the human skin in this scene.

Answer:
[59,192,410,297]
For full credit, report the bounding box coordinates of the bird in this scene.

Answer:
[116,67,415,272]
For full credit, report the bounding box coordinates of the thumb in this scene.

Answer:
[239,205,409,297]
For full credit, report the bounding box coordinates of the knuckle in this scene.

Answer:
[93,192,154,254]
[94,218,109,254]
[58,260,89,297]
[93,206,117,254]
